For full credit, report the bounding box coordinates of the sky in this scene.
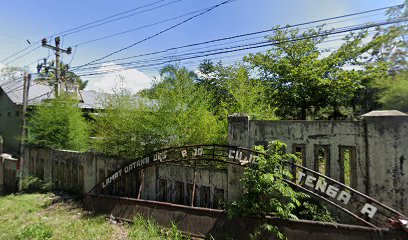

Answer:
[0,0,404,93]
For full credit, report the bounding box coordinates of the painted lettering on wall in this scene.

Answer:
[297,171,377,218]
[228,149,254,165]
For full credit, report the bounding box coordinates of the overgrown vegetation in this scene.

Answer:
[21,176,51,193]
[27,94,90,151]
[0,193,189,240]
[228,141,334,240]
[94,66,226,158]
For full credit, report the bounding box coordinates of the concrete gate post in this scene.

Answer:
[362,110,408,216]
[228,114,250,148]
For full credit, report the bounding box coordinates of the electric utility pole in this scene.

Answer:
[41,37,72,97]
[18,73,31,191]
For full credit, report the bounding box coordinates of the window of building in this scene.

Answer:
[200,186,210,208]
[292,144,306,182]
[175,181,184,205]
[339,146,356,187]
[293,144,306,166]
[213,188,224,209]
[157,179,167,202]
[314,145,330,176]
[187,183,198,207]
[15,111,20,117]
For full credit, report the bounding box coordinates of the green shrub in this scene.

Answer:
[295,199,336,223]
[229,141,309,240]
[21,176,51,193]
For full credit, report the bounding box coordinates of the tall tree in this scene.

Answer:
[27,94,90,151]
[244,24,404,119]
[37,61,88,90]
[94,65,225,158]
[198,60,275,119]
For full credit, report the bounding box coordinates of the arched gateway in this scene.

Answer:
[88,144,407,229]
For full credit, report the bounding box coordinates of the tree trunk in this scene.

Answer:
[300,107,307,120]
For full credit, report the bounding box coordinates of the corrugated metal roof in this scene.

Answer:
[78,90,105,109]
[0,79,105,109]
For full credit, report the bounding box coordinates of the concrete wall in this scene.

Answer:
[142,164,228,208]
[0,91,21,155]
[0,156,3,192]
[228,111,408,216]
[25,148,233,208]
[0,154,18,192]
[363,113,408,215]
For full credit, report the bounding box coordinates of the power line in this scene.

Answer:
[75,0,237,68]
[61,0,185,37]
[73,6,213,47]
[74,20,394,73]
[72,3,404,70]
[74,18,407,77]
[0,43,40,63]
[4,46,42,65]
[0,0,182,65]
[75,29,369,72]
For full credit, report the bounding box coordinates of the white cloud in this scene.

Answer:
[84,62,153,94]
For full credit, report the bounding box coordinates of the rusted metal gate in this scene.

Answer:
[88,144,408,231]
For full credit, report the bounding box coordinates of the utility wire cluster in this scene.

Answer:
[71,15,407,77]
[0,2,405,80]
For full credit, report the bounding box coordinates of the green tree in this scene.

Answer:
[27,94,90,151]
[197,60,275,120]
[94,65,225,158]
[244,27,370,120]
[37,61,88,90]
[152,65,225,146]
[352,3,408,114]
[229,141,308,240]
[93,87,156,157]
[378,70,408,112]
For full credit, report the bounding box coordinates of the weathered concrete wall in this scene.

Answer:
[362,112,408,215]
[26,148,233,208]
[0,154,18,192]
[0,157,3,191]
[27,148,128,194]
[145,164,228,207]
[0,92,21,155]
[228,111,408,216]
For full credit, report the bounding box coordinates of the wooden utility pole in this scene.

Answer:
[18,73,31,191]
[41,37,72,97]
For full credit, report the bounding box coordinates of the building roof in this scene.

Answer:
[361,110,408,117]
[0,79,106,110]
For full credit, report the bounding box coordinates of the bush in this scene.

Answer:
[27,94,90,151]
[295,199,336,222]
[21,176,51,193]
[229,141,309,240]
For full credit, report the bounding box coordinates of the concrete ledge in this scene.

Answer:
[84,194,407,240]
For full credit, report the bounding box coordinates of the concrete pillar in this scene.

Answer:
[0,155,3,191]
[362,110,408,216]
[0,135,3,154]
[228,114,250,148]
[226,164,244,201]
